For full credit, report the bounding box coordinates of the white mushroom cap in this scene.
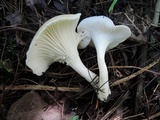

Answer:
[26,14,97,85]
[78,16,131,50]
[77,16,131,101]
[77,30,91,49]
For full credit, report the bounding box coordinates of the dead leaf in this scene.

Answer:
[25,0,47,11]
[53,0,66,13]
[5,12,24,25]
[16,30,26,46]
[25,0,39,10]
[7,91,76,120]
[25,0,39,6]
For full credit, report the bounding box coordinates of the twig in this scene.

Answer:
[0,85,82,92]
[111,57,160,86]
[124,113,144,120]
[100,91,130,120]
[123,12,142,34]
[0,26,36,34]
[108,65,160,76]
[142,111,160,120]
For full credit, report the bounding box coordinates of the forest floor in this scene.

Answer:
[0,0,160,120]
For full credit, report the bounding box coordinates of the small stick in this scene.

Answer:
[142,111,160,120]
[108,65,160,76]
[111,57,160,86]
[0,85,82,92]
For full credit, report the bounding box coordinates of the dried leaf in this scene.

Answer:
[7,91,75,120]
[25,0,39,7]
[16,31,26,46]
[5,12,24,25]
[53,0,66,13]
[25,0,47,11]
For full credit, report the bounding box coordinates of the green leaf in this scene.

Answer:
[108,0,118,13]
[0,59,13,73]
[71,115,79,120]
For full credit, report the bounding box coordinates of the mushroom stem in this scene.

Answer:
[68,54,98,84]
[96,48,111,100]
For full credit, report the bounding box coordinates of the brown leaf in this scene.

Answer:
[5,12,24,25]
[7,91,76,120]
[16,31,26,46]
[25,0,39,10]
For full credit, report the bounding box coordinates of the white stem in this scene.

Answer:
[69,55,98,84]
[96,47,111,101]
[97,51,108,87]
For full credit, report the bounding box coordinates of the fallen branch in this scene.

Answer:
[0,85,82,92]
[142,111,160,120]
[111,57,160,86]
[108,65,160,76]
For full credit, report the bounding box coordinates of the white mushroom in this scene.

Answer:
[77,16,131,101]
[26,13,98,85]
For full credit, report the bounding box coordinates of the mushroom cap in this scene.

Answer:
[77,16,131,50]
[26,13,83,76]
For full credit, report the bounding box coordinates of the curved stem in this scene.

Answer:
[97,51,109,87]
[96,47,111,101]
[69,54,98,84]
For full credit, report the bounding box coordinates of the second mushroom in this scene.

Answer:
[77,16,131,101]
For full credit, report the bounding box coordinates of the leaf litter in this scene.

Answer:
[0,0,160,120]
